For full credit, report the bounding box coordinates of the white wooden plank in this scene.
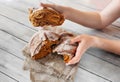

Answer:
[87,48,120,67]
[0,32,110,82]
[0,15,36,42]
[0,0,93,14]
[0,0,119,81]
[0,1,119,43]
[65,0,111,10]
[0,49,30,82]
[116,19,120,23]
[0,0,31,13]
[0,27,116,82]
[79,53,120,82]
[1,8,120,81]
[62,20,119,40]
[102,25,120,38]
[74,68,110,82]
[47,0,109,10]
[0,0,120,39]
[0,0,116,40]
[0,13,120,68]
[113,21,120,27]
[1,0,120,25]
[0,0,44,13]
[0,3,36,30]
[0,30,25,59]
[0,72,17,82]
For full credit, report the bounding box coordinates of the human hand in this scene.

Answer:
[40,3,69,18]
[66,34,97,65]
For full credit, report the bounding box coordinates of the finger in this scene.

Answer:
[66,56,80,65]
[67,41,87,65]
[67,43,84,65]
[75,40,89,59]
[40,3,55,8]
[70,36,81,44]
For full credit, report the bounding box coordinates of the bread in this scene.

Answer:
[29,8,65,27]
[55,32,77,63]
[29,28,77,63]
[53,38,77,63]
[29,30,60,60]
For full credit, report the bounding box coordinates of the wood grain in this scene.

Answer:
[79,53,120,82]
[0,71,17,82]
[0,49,30,82]
[0,0,120,82]
[0,30,25,59]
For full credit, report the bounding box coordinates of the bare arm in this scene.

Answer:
[95,37,120,55]
[67,35,120,65]
[41,0,120,29]
[64,0,120,29]
[41,2,120,65]
[100,0,120,28]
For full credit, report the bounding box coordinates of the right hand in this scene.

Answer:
[66,34,97,65]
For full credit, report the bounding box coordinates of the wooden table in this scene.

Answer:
[0,0,120,82]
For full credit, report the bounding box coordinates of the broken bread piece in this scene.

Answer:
[53,34,78,63]
[53,32,78,63]
[28,28,77,63]
[29,8,65,27]
[29,30,60,60]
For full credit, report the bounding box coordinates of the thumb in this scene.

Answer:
[66,56,80,65]
[66,40,87,65]
[70,36,81,44]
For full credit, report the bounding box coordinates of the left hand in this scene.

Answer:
[66,34,97,65]
[40,3,69,18]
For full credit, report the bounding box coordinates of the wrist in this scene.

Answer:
[54,5,68,19]
[91,36,101,48]
[93,36,105,49]
[62,7,73,19]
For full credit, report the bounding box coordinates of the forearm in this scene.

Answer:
[65,7,103,29]
[64,0,120,29]
[95,37,120,55]
[41,1,120,29]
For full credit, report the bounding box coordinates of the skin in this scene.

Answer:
[40,0,120,65]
